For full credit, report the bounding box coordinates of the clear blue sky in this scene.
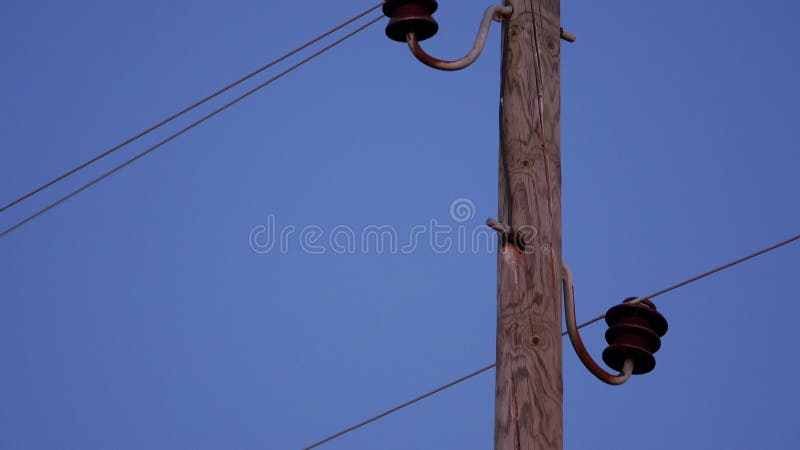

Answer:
[2,1,799,449]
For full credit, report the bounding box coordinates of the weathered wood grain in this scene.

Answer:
[495,0,563,449]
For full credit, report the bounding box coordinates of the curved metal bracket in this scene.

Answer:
[562,263,634,385]
[406,5,513,71]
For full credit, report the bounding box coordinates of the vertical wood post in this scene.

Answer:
[495,0,563,449]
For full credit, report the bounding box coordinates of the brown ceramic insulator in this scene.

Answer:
[602,297,669,375]
[383,0,439,42]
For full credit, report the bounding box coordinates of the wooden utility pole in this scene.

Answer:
[495,0,563,448]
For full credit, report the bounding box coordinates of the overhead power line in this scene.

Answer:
[303,231,800,448]
[302,364,496,450]
[0,1,384,215]
[0,14,385,239]
[572,230,800,331]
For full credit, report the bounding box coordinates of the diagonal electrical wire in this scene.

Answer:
[0,2,385,215]
[0,14,385,240]
[574,230,800,329]
[302,363,496,450]
[303,231,800,448]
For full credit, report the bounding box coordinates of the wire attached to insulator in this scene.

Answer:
[0,14,386,240]
[562,263,634,385]
[0,1,387,217]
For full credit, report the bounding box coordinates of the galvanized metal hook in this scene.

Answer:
[562,263,634,385]
[405,5,513,71]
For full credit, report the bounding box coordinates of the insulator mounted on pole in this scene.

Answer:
[562,264,669,385]
[383,1,512,71]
